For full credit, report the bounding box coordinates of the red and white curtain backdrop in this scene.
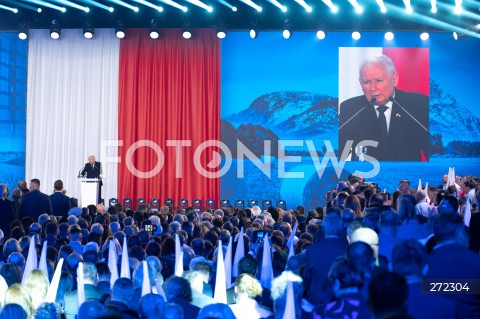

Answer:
[26,28,220,206]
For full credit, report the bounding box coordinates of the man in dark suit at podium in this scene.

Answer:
[50,180,71,218]
[18,178,53,221]
[339,54,429,161]
[81,155,103,204]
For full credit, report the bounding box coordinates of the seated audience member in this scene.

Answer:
[128,262,156,312]
[34,302,63,319]
[377,210,400,261]
[426,213,480,319]
[24,270,50,310]
[314,258,371,319]
[7,252,25,270]
[346,241,375,300]
[368,270,409,319]
[197,303,236,319]
[95,262,111,296]
[414,190,432,218]
[105,278,137,317]
[161,302,184,319]
[397,194,429,241]
[182,270,215,308]
[0,263,21,287]
[437,195,459,214]
[350,227,388,269]
[4,284,34,318]
[139,293,165,319]
[68,225,84,255]
[391,239,456,319]
[77,299,107,319]
[164,276,200,319]
[64,262,104,319]
[229,274,273,319]
[192,261,213,298]
[271,271,304,319]
[0,303,28,319]
[55,272,73,308]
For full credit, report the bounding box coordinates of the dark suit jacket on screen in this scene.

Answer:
[18,189,53,220]
[339,89,429,161]
[50,191,71,217]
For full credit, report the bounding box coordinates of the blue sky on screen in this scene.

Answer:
[221,31,478,118]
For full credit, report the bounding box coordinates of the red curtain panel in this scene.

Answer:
[117,28,220,208]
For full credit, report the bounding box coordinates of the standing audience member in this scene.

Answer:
[18,179,53,220]
[49,180,71,218]
[391,239,456,319]
[303,213,346,306]
[0,184,17,237]
[426,213,480,319]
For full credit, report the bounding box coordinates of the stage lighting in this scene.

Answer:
[150,29,159,39]
[352,31,361,40]
[220,199,230,207]
[18,30,28,40]
[262,200,272,210]
[123,198,132,209]
[282,29,291,39]
[192,199,202,210]
[182,30,192,39]
[179,198,188,209]
[249,29,257,39]
[165,198,174,207]
[206,199,216,210]
[137,198,146,207]
[384,32,394,40]
[109,198,118,207]
[150,198,160,210]
[248,200,258,208]
[276,200,286,210]
[50,20,61,40]
[83,28,94,39]
[115,27,126,39]
[236,200,245,209]
[217,30,227,39]
[420,32,429,40]
[316,30,326,40]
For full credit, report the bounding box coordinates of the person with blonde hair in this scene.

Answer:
[229,274,272,319]
[24,269,50,310]
[4,283,34,318]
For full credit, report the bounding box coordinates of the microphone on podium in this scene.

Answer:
[389,96,428,132]
[339,97,376,130]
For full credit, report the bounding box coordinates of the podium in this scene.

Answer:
[80,178,100,207]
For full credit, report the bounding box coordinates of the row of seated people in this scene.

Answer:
[0,175,478,319]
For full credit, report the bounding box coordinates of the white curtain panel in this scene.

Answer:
[26,29,119,205]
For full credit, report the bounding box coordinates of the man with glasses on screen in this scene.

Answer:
[339,54,429,161]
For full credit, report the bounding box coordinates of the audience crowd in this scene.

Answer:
[0,173,479,319]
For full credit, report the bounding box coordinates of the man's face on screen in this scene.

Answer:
[359,63,398,105]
